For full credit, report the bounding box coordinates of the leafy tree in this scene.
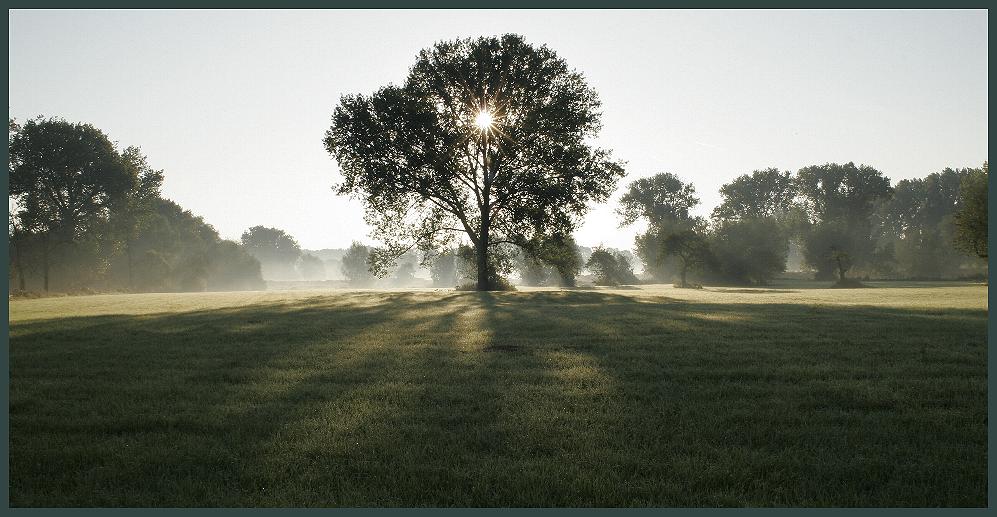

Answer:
[585,247,638,286]
[708,169,795,284]
[9,117,136,290]
[710,217,788,285]
[711,168,795,221]
[325,34,625,290]
[618,172,700,283]
[240,226,303,280]
[536,233,583,287]
[108,147,165,288]
[618,172,699,228]
[794,162,892,279]
[297,253,327,281]
[515,233,582,287]
[953,162,988,259]
[208,240,266,291]
[873,168,975,278]
[341,242,374,287]
[661,226,713,288]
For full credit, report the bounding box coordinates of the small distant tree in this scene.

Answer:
[661,227,713,288]
[585,247,638,286]
[394,262,417,287]
[297,253,327,281]
[430,250,458,287]
[618,172,700,283]
[341,242,374,287]
[240,226,303,280]
[953,162,988,259]
[829,245,852,282]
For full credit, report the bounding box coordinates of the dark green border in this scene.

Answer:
[4,5,991,513]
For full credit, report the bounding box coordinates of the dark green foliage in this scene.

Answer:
[953,162,988,259]
[9,117,136,290]
[707,169,795,284]
[325,34,625,290]
[515,233,583,287]
[341,242,374,287]
[618,173,701,283]
[710,217,788,285]
[633,229,679,283]
[120,198,264,292]
[455,243,515,290]
[241,226,303,280]
[794,163,892,279]
[8,117,263,293]
[617,172,699,227]
[711,168,795,221]
[585,247,638,286]
[661,226,714,287]
[873,167,983,278]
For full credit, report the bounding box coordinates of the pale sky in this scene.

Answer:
[8,9,988,251]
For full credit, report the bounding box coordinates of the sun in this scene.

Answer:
[474,109,494,130]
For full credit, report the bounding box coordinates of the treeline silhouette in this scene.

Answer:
[8,115,988,293]
[9,117,265,293]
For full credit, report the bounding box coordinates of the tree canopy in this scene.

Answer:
[325,34,625,290]
[953,162,988,259]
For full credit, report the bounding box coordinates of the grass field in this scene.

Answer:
[8,282,988,507]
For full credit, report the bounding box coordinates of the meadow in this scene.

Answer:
[8,282,988,507]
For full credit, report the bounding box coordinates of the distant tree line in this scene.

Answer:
[617,163,988,288]
[9,116,265,293]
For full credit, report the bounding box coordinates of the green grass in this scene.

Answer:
[8,283,988,507]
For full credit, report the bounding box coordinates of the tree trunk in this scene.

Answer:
[475,231,490,291]
[680,261,688,288]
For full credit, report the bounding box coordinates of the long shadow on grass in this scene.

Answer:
[8,290,988,507]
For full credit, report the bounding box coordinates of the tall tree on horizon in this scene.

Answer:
[9,117,136,290]
[325,34,625,290]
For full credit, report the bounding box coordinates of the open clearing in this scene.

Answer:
[8,283,988,507]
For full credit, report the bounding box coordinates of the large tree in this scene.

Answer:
[709,168,795,284]
[953,162,988,260]
[9,117,136,290]
[341,242,374,287]
[794,162,892,279]
[325,34,625,290]
[617,172,700,283]
[108,147,165,288]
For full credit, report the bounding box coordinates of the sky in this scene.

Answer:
[8,9,989,251]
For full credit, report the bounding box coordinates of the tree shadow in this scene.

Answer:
[8,289,988,507]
